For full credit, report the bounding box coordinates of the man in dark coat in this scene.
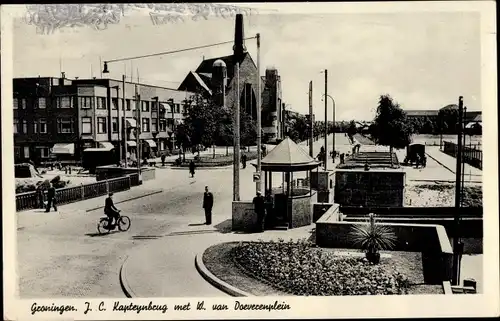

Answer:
[202,186,214,225]
[253,191,266,232]
[189,160,196,178]
[104,192,121,226]
[45,182,57,212]
[161,153,166,167]
[241,154,247,169]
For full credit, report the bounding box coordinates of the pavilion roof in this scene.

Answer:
[257,137,320,171]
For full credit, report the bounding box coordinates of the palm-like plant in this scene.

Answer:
[349,213,397,264]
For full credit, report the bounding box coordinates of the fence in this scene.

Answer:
[442,141,482,169]
[15,173,140,212]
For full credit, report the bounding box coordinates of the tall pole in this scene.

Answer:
[324,69,328,171]
[122,75,127,168]
[332,95,335,161]
[309,81,313,157]
[256,33,262,193]
[234,63,241,201]
[452,95,464,285]
[115,86,122,163]
[135,85,141,179]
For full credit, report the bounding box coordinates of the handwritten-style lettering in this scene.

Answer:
[31,302,78,315]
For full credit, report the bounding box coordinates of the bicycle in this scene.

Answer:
[97,211,131,234]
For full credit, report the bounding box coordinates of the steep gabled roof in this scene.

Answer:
[195,53,248,82]
[191,72,212,95]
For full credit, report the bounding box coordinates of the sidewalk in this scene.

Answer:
[425,146,482,178]
[120,220,315,297]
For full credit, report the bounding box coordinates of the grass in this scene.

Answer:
[202,240,443,296]
[413,184,482,207]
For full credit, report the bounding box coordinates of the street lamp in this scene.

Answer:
[322,94,336,163]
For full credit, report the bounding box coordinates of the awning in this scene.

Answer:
[125,118,137,128]
[144,139,157,148]
[51,143,75,155]
[84,147,113,152]
[126,141,137,147]
[156,131,171,138]
[98,142,115,149]
[159,102,173,113]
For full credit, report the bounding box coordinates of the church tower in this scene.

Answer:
[233,13,247,58]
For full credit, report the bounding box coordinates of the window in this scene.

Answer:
[20,98,27,109]
[97,117,107,133]
[81,117,92,134]
[13,98,18,109]
[159,119,167,132]
[126,99,131,111]
[80,97,93,109]
[14,146,21,159]
[151,118,158,132]
[142,118,150,132]
[37,147,50,158]
[112,98,118,110]
[175,104,180,113]
[141,101,149,112]
[112,117,119,133]
[57,118,74,133]
[23,146,30,158]
[96,97,106,109]
[57,96,72,108]
[14,118,19,134]
[34,118,47,134]
[38,97,46,109]
[22,120,28,133]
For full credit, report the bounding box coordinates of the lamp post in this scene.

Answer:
[256,33,262,193]
[322,69,328,170]
[322,94,336,163]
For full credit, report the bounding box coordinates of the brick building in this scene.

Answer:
[13,74,195,165]
[178,13,284,143]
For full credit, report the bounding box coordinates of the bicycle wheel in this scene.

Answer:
[118,216,131,231]
[97,219,111,234]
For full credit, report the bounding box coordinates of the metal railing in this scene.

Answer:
[15,173,140,211]
[443,141,482,169]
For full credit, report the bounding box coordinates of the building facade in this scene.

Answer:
[13,75,195,164]
[177,13,284,143]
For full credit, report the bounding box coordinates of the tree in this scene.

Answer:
[438,105,459,134]
[371,95,413,166]
[347,120,357,137]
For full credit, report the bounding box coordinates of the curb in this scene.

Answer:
[85,189,163,212]
[425,151,455,174]
[119,255,136,298]
[194,252,252,297]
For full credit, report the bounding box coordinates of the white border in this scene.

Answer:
[2,2,498,320]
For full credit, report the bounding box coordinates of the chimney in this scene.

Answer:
[61,72,66,79]
[233,13,246,58]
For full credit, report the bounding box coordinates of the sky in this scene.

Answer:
[10,3,482,121]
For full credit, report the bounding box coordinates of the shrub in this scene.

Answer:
[233,238,411,296]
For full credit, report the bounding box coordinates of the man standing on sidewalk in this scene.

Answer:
[253,191,266,232]
[202,186,213,225]
[45,182,57,212]
[241,153,247,169]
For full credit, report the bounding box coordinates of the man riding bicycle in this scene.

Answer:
[104,193,121,227]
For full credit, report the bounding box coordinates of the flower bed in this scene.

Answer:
[232,239,414,296]
[406,183,482,207]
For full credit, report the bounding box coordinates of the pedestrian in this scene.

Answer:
[253,191,266,232]
[36,183,44,209]
[161,153,166,167]
[202,186,214,225]
[45,182,57,212]
[340,153,345,164]
[189,160,196,178]
[241,154,247,169]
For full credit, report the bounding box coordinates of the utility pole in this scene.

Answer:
[135,85,141,180]
[309,81,313,157]
[324,69,328,171]
[234,63,241,201]
[452,95,464,286]
[122,75,127,168]
[256,33,262,193]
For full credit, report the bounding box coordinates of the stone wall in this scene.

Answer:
[334,169,406,207]
[315,218,453,284]
[289,193,313,228]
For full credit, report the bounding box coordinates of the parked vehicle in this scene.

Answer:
[404,143,425,165]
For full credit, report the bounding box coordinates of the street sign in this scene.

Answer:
[253,172,261,182]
